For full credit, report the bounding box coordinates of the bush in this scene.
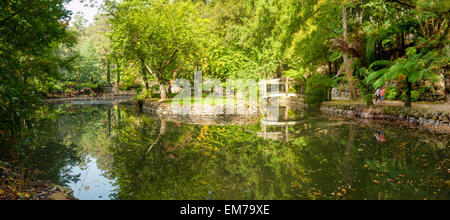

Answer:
[401,90,419,102]
[45,79,65,94]
[305,74,332,107]
[386,87,399,101]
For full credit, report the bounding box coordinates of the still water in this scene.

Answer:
[19,101,449,200]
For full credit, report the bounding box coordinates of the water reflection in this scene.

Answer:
[68,157,116,200]
[17,103,450,200]
[375,131,387,143]
[260,106,304,141]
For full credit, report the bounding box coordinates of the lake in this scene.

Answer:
[15,100,449,200]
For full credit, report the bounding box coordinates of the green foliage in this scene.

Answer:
[50,14,115,95]
[0,0,73,148]
[366,47,439,106]
[305,74,332,107]
[402,90,419,103]
[284,69,306,80]
[386,87,399,101]
[107,0,210,94]
[11,105,447,200]
[134,89,152,102]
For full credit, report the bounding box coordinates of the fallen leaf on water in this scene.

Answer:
[84,186,90,191]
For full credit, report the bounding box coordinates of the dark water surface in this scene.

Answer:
[14,102,450,200]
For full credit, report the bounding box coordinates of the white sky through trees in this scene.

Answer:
[65,0,104,25]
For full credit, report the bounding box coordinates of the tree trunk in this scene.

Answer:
[22,71,27,87]
[328,62,333,100]
[445,71,449,100]
[160,83,168,100]
[343,6,348,41]
[78,68,81,92]
[143,76,149,91]
[342,124,355,183]
[141,59,150,93]
[107,59,111,86]
[116,67,121,93]
[160,120,167,136]
[342,5,357,100]
[366,94,374,107]
[117,106,121,125]
[107,105,111,137]
[405,80,412,108]
[145,120,167,154]
[278,61,284,78]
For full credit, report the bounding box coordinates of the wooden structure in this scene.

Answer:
[259,77,305,99]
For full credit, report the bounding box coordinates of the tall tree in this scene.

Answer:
[107,0,209,99]
[0,0,73,131]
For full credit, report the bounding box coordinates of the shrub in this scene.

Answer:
[305,74,332,107]
[401,90,419,102]
[386,87,399,101]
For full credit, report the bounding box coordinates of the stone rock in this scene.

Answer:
[48,192,78,201]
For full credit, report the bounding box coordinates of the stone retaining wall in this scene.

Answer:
[279,95,308,109]
[142,95,307,122]
[143,102,259,125]
[46,94,134,104]
[321,103,450,133]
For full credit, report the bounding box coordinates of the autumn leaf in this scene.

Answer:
[16,192,31,199]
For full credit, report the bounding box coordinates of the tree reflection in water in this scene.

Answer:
[11,103,449,200]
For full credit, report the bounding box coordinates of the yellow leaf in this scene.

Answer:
[0,166,7,172]
[15,192,30,199]
[23,192,31,199]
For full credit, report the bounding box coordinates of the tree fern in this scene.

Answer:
[365,47,439,107]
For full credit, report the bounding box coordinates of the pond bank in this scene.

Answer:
[45,92,135,104]
[3,98,447,200]
[143,101,259,125]
[45,91,136,99]
[321,101,450,134]
[0,164,77,200]
[141,97,450,133]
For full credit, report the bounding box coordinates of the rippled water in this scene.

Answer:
[14,101,450,200]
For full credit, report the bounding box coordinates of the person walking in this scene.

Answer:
[379,87,386,104]
[375,88,381,102]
